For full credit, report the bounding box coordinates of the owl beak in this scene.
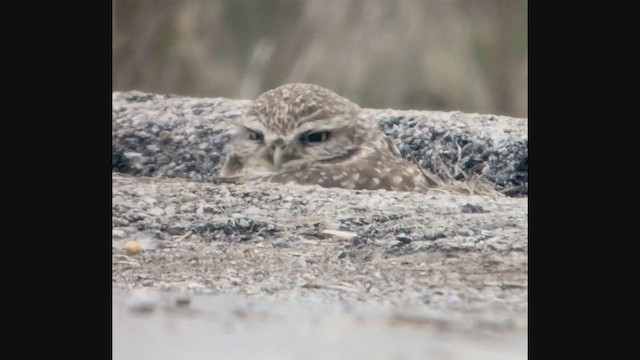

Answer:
[273,146,283,170]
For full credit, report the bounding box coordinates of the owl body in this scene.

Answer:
[221,83,434,192]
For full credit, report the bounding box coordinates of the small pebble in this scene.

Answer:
[126,241,141,255]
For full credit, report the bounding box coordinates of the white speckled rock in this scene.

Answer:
[112,91,527,196]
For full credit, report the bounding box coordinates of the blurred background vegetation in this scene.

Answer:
[113,0,527,118]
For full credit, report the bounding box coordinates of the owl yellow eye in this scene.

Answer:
[248,130,264,142]
[300,131,330,144]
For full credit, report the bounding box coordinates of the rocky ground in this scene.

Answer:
[112,90,528,359]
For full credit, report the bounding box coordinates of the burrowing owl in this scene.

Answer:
[220,83,437,192]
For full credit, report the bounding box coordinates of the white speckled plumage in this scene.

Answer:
[221,83,434,192]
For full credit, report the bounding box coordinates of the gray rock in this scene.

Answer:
[112,172,526,252]
[112,91,527,196]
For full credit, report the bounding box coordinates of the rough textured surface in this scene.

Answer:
[111,90,528,359]
[112,172,527,299]
[112,91,527,195]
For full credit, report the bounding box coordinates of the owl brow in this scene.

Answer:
[296,108,324,125]
[296,122,349,135]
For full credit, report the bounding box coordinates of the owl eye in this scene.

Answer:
[247,130,264,142]
[300,131,330,144]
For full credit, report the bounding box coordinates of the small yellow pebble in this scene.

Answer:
[125,240,141,255]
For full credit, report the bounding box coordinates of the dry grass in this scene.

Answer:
[411,143,503,197]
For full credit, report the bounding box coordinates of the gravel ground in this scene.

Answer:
[112,90,528,359]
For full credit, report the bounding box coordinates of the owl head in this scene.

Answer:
[221,83,385,177]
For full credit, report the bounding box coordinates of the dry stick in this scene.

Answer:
[211,176,242,185]
[176,231,193,242]
[301,282,360,293]
[454,138,468,180]
[408,151,442,187]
